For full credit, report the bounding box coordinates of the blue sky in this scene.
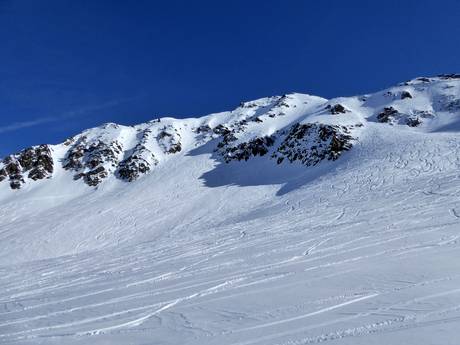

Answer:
[1,0,460,157]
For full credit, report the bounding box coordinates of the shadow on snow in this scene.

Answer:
[187,139,351,196]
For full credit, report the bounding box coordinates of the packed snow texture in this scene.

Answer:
[1,75,460,344]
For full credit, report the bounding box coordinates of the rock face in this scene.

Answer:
[216,120,356,167]
[377,107,423,127]
[377,107,399,123]
[327,104,347,115]
[219,136,275,162]
[60,123,185,186]
[117,129,158,182]
[63,137,123,186]
[401,91,413,99]
[118,149,156,182]
[0,145,53,189]
[272,123,354,166]
[157,126,182,154]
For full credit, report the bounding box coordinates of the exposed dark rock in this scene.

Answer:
[219,136,275,162]
[83,166,108,187]
[115,127,159,182]
[4,157,21,175]
[194,125,212,134]
[73,173,85,181]
[21,146,54,181]
[417,77,431,82]
[377,107,423,127]
[326,104,347,115]
[384,91,394,97]
[213,124,231,136]
[438,74,460,80]
[118,153,156,182]
[406,117,422,127]
[401,91,413,99]
[0,145,54,190]
[276,95,291,107]
[213,120,251,151]
[404,77,431,85]
[272,123,354,166]
[265,95,293,118]
[63,138,122,186]
[213,113,275,162]
[377,107,399,123]
[10,179,23,190]
[168,142,182,154]
[239,101,258,108]
[0,168,6,182]
[63,145,85,170]
[63,137,75,146]
[216,136,237,149]
[414,110,434,119]
[157,126,182,154]
[157,130,171,139]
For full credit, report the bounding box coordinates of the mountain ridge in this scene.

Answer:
[1,74,459,192]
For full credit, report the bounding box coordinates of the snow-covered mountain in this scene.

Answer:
[2,74,460,344]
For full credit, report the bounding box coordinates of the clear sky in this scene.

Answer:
[1,0,460,157]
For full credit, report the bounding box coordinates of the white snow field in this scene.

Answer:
[1,75,460,344]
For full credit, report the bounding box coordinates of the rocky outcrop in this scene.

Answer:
[61,125,184,185]
[214,116,275,163]
[401,91,413,99]
[219,136,275,162]
[438,74,460,80]
[377,107,423,127]
[272,123,354,166]
[0,145,54,189]
[212,120,250,152]
[238,101,258,108]
[216,121,356,166]
[1,157,24,189]
[267,95,292,118]
[117,128,159,182]
[377,107,399,123]
[415,77,431,83]
[326,104,347,115]
[157,126,182,154]
[118,149,157,182]
[0,168,6,182]
[194,125,212,134]
[63,137,123,186]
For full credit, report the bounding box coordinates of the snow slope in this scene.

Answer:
[1,75,460,344]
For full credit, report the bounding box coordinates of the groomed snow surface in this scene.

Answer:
[2,76,460,344]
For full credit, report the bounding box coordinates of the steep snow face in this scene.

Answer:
[2,75,460,345]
